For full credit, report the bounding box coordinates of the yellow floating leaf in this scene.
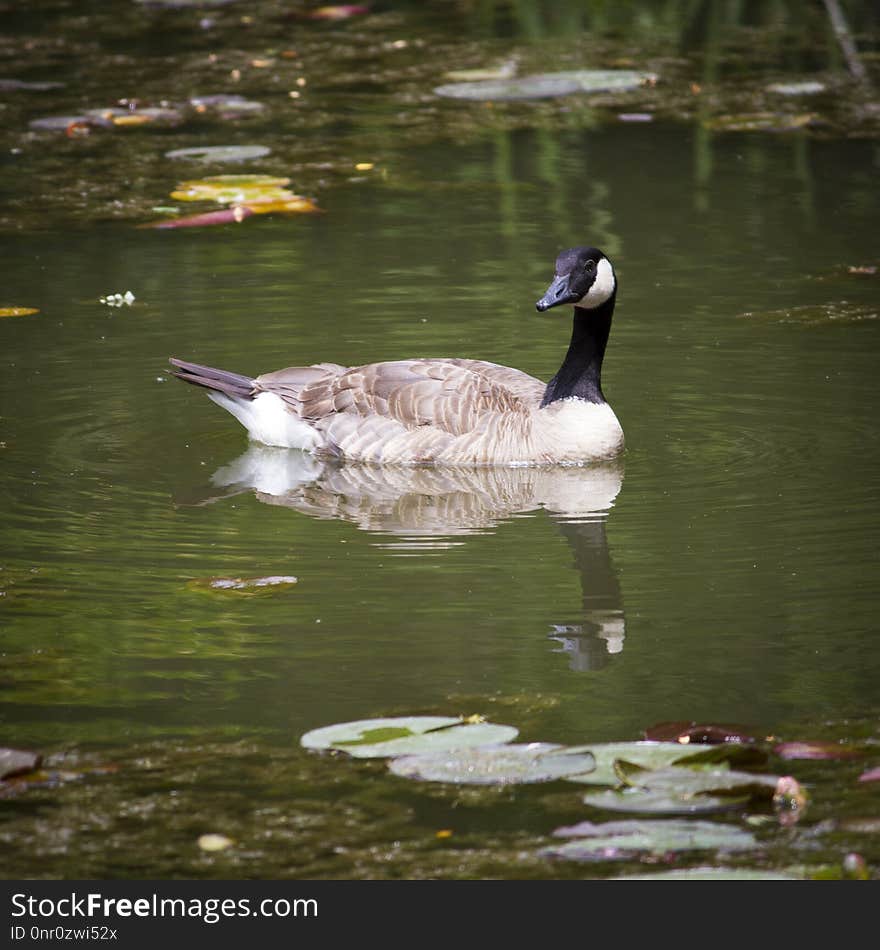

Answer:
[170,174,292,204]
[355,162,374,171]
[0,307,39,318]
[112,114,153,127]
[240,196,322,215]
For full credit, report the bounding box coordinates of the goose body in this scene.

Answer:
[170,246,624,466]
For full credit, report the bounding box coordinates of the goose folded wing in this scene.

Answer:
[293,359,545,435]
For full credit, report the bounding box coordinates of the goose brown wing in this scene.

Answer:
[293,359,545,435]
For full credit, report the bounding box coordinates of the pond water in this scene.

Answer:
[1,1,878,879]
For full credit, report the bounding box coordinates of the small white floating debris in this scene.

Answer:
[99,291,135,307]
[198,833,234,853]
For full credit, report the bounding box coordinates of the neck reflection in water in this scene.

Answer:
[198,447,627,672]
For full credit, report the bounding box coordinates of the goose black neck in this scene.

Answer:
[541,292,615,407]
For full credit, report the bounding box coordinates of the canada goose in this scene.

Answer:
[170,246,624,465]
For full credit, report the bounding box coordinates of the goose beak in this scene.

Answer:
[536,274,577,312]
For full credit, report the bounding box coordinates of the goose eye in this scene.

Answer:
[584,260,595,272]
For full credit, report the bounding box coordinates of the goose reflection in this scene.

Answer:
[207,446,627,671]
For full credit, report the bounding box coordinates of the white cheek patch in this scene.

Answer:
[576,257,616,310]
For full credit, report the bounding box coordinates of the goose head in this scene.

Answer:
[536,247,616,312]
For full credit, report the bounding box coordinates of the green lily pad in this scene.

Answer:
[582,787,748,815]
[434,69,656,101]
[165,145,271,163]
[301,716,518,759]
[617,762,781,798]
[563,741,720,786]
[388,743,595,785]
[542,819,757,862]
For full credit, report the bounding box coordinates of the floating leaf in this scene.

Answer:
[301,716,518,759]
[145,206,255,229]
[189,94,265,118]
[858,767,880,783]
[617,763,781,799]
[443,61,517,82]
[434,69,657,101]
[0,78,64,91]
[0,307,39,318]
[388,743,595,785]
[581,787,747,815]
[301,5,371,20]
[170,174,292,204]
[165,145,271,163]
[240,197,321,215]
[187,574,298,593]
[614,867,801,880]
[767,81,826,96]
[562,741,719,786]
[704,112,817,133]
[28,114,110,132]
[0,748,42,781]
[135,0,239,6]
[643,721,757,745]
[774,741,864,761]
[542,819,757,862]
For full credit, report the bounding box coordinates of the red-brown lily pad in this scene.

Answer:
[643,721,757,745]
[145,206,255,229]
[773,741,864,761]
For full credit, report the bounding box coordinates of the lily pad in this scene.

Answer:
[165,145,271,162]
[388,742,595,785]
[146,206,254,229]
[170,174,292,204]
[704,111,817,133]
[643,721,756,744]
[28,114,110,132]
[301,716,518,759]
[617,763,781,798]
[0,78,64,91]
[563,741,722,786]
[542,819,757,862]
[767,81,826,96]
[581,787,747,815]
[614,867,802,880]
[434,69,657,102]
[0,307,39,318]
[774,741,864,761]
[1,748,42,780]
[189,94,265,118]
[300,5,371,20]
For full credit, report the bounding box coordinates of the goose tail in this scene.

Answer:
[169,358,255,400]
